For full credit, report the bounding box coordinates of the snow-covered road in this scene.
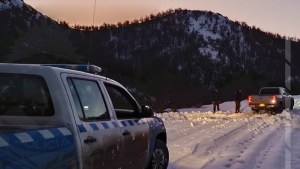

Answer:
[157,96,300,169]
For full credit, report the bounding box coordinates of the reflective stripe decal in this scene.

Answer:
[90,123,99,131]
[0,127,74,148]
[58,127,72,136]
[0,136,9,147]
[77,119,150,132]
[14,132,34,143]
[0,127,77,168]
[38,129,55,139]
[112,121,119,128]
[121,121,127,127]
[101,122,110,129]
[77,124,87,133]
[128,120,134,126]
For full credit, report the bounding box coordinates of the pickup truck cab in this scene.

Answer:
[0,63,169,169]
[248,87,294,114]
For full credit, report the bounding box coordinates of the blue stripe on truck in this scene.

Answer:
[0,127,77,169]
[76,119,149,133]
[77,124,87,133]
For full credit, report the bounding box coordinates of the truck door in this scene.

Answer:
[63,75,122,169]
[103,82,150,169]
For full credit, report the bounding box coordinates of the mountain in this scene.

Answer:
[69,9,300,109]
[0,0,84,63]
[1,1,300,110]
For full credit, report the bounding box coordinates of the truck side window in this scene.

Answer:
[68,78,109,121]
[0,74,54,116]
[104,83,139,119]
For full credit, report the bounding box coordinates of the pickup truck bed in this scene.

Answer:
[248,87,294,114]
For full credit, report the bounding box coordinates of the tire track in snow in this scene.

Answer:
[202,113,287,169]
[167,120,229,166]
[168,113,265,169]
[165,96,300,169]
[167,113,253,154]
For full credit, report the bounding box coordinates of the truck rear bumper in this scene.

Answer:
[249,104,277,110]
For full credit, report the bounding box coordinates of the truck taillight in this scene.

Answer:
[248,96,252,103]
[271,95,277,104]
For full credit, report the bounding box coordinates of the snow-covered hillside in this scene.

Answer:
[157,96,300,169]
[0,0,23,11]
[0,0,43,20]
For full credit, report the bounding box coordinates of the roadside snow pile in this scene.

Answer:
[157,98,300,126]
[156,99,253,126]
[157,111,254,124]
[276,110,292,120]
[177,100,252,113]
[160,97,300,169]
[157,112,189,122]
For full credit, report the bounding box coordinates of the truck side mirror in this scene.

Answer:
[142,105,154,117]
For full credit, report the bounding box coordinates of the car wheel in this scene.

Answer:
[149,140,169,169]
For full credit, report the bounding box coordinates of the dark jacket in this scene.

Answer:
[212,90,220,102]
[234,90,242,102]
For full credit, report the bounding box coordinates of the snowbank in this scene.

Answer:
[157,96,300,169]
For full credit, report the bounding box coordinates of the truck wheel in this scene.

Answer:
[252,109,259,114]
[276,103,284,114]
[149,140,169,169]
[290,101,294,110]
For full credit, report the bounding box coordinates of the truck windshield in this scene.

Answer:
[259,88,280,95]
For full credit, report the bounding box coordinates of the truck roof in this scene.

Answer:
[0,63,118,84]
[260,87,285,90]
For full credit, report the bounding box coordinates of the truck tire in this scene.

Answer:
[270,111,277,115]
[252,109,259,114]
[290,100,294,110]
[149,140,169,169]
[276,103,284,114]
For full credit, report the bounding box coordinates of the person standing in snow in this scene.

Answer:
[212,89,220,113]
[234,89,242,113]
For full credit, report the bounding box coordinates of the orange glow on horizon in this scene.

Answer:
[24,0,300,38]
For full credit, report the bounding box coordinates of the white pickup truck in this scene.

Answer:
[248,87,294,114]
[0,64,169,169]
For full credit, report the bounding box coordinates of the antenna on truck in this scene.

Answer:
[87,0,97,68]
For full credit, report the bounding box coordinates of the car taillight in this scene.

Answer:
[271,96,277,104]
[248,96,252,103]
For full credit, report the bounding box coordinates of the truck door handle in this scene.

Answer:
[84,136,97,144]
[123,130,130,136]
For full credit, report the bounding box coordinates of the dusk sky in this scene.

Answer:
[24,0,300,38]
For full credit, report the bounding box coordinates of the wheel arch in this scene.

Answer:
[156,132,167,144]
[146,131,168,168]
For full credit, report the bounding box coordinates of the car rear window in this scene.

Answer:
[259,88,280,95]
[0,73,54,116]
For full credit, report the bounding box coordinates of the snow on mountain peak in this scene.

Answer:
[188,17,222,41]
[0,0,24,11]
[186,11,236,42]
[0,0,47,21]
